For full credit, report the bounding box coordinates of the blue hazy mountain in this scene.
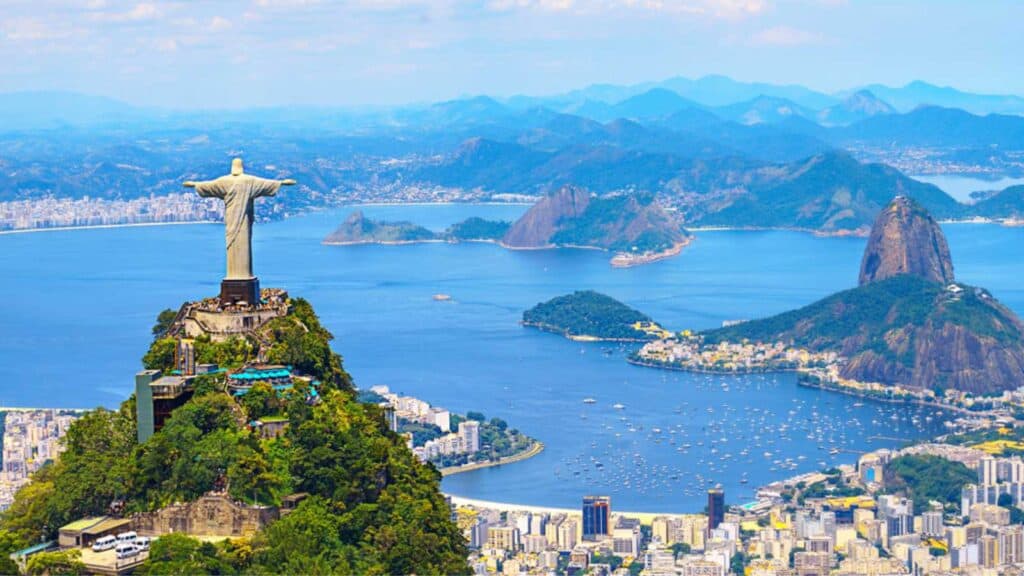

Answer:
[410,136,736,194]
[836,105,1024,147]
[658,74,838,109]
[651,111,831,163]
[970,185,1024,219]
[508,75,837,112]
[853,80,1024,115]
[711,95,816,125]
[692,151,964,233]
[557,88,705,123]
[816,90,896,126]
[11,75,1024,232]
[0,91,144,130]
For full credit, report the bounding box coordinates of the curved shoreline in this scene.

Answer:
[796,378,976,415]
[628,356,979,415]
[626,356,798,375]
[610,238,693,268]
[439,441,544,477]
[522,322,649,343]
[0,220,218,236]
[443,494,699,522]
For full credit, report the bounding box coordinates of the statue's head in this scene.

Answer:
[231,158,244,176]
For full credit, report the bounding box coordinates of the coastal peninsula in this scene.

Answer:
[634,196,1024,398]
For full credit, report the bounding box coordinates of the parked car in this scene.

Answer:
[115,542,140,560]
[135,536,151,551]
[91,535,117,552]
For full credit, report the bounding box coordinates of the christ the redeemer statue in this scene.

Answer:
[184,158,296,305]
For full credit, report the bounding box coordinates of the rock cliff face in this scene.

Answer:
[502,187,687,254]
[502,186,591,248]
[841,308,1024,395]
[859,195,955,286]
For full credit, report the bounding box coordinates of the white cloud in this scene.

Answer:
[253,0,322,7]
[90,2,162,23]
[153,37,178,52]
[208,16,232,32]
[750,25,824,46]
[488,0,767,17]
[2,17,75,41]
[489,0,575,11]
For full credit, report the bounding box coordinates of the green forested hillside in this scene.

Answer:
[703,274,1024,394]
[523,290,656,340]
[547,194,686,253]
[694,152,963,232]
[885,455,976,513]
[0,300,469,575]
[444,217,511,241]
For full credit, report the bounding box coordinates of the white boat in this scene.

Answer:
[613,403,626,410]
[583,397,597,404]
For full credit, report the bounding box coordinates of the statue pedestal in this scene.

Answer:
[221,277,260,306]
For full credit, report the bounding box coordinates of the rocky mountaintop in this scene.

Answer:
[502,187,687,254]
[502,186,591,248]
[859,195,955,286]
[703,199,1024,395]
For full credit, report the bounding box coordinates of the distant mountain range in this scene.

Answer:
[6,74,1024,131]
[6,74,1024,235]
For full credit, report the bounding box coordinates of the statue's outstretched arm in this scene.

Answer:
[253,176,296,198]
[185,179,224,198]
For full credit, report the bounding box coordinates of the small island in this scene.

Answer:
[522,290,672,341]
[323,210,511,245]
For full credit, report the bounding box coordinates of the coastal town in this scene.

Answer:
[362,385,541,473]
[631,331,1024,417]
[10,384,1024,574]
[454,439,1024,575]
[0,409,81,511]
[0,183,526,233]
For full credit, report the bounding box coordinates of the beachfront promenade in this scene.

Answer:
[445,494,693,524]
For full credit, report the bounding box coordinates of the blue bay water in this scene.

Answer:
[2,206,1023,512]
[911,174,1024,203]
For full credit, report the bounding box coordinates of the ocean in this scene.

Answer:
[2,204,1022,512]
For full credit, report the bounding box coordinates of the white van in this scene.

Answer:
[116,531,138,544]
[92,535,117,552]
[115,542,140,560]
[135,536,151,551]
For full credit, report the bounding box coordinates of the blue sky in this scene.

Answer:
[1,0,1021,109]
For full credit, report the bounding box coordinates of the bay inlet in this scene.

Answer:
[2,204,1023,512]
